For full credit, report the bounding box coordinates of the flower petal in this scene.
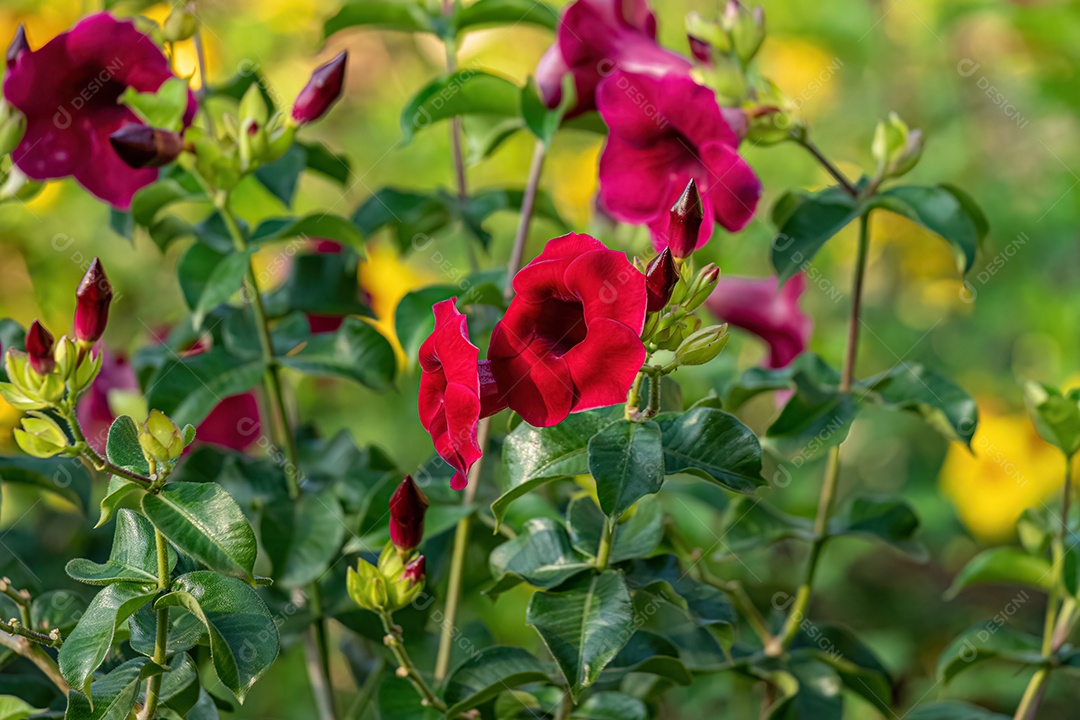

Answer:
[565,318,646,412]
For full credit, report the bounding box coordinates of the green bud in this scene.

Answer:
[347,558,388,612]
[696,54,746,105]
[871,112,923,181]
[683,264,721,312]
[265,123,297,163]
[14,412,70,458]
[139,409,185,465]
[0,101,26,156]
[162,5,199,42]
[53,336,102,395]
[377,543,425,612]
[685,11,731,54]
[725,1,766,64]
[745,80,802,146]
[1,350,64,410]
[674,324,730,367]
[0,168,43,204]
[239,84,269,128]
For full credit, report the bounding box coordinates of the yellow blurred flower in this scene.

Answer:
[941,404,1070,543]
[757,37,840,122]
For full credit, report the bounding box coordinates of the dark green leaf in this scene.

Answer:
[718,496,814,556]
[106,416,150,475]
[936,622,1043,684]
[59,583,157,696]
[442,646,550,717]
[67,509,174,586]
[526,571,633,700]
[453,0,558,34]
[571,692,647,720]
[157,571,279,702]
[629,581,730,670]
[489,518,591,593]
[142,482,257,581]
[605,631,692,685]
[0,457,89,511]
[250,214,364,253]
[130,179,203,230]
[567,496,664,564]
[588,419,664,519]
[278,317,396,391]
[261,489,345,588]
[30,590,86,635]
[96,476,142,529]
[495,411,614,527]
[299,141,351,184]
[324,0,436,37]
[63,656,148,720]
[254,144,306,207]
[128,603,204,657]
[790,624,893,715]
[771,187,861,283]
[400,71,521,144]
[177,244,250,329]
[262,251,372,320]
[351,188,452,251]
[768,659,844,720]
[829,495,924,557]
[766,373,856,460]
[906,702,1009,720]
[945,548,1053,599]
[862,363,978,447]
[725,353,840,411]
[872,184,987,274]
[657,408,764,493]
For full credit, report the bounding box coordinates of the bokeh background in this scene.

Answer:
[0,0,1078,717]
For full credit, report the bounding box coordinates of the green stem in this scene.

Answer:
[343,658,383,720]
[140,531,171,720]
[595,516,616,570]
[793,134,859,197]
[63,405,155,487]
[379,612,447,712]
[773,212,872,654]
[624,371,646,420]
[1014,457,1074,720]
[216,193,336,720]
[505,141,547,290]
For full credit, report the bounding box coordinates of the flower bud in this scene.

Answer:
[14,412,69,459]
[688,35,712,65]
[0,167,41,203]
[389,475,428,552]
[685,12,730,54]
[162,5,199,43]
[645,249,679,313]
[402,555,426,587]
[0,349,64,410]
[0,101,26,156]
[666,180,704,259]
[871,112,923,181]
[6,25,28,68]
[725,1,766,64]
[25,320,55,375]
[291,52,347,125]
[109,124,184,169]
[54,335,102,394]
[239,84,269,128]
[139,409,185,464]
[74,258,113,344]
[347,558,388,612]
[684,264,721,312]
[673,324,730,367]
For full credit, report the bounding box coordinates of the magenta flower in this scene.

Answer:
[705,273,813,369]
[2,13,196,209]
[536,0,691,116]
[596,70,761,253]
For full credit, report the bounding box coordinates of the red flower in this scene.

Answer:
[536,0,691,117]
[418,299,504,490]
[2,13,196,209]
[489,233,647,427]
[705,273,813,369]
[596,71,761,252]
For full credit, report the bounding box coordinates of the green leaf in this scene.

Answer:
[96,476,142,529]
[67,509,174,586]
[767,659,844,720]
[253,144,306,207]
[489,518,591,593]
[106,416,150,475]
[495,411,614,527]
[829,496,924,558]
[261,489,345,588]
[262,250,372,320]
[935,622,1043,684]
[765,373,856,460]
[453,0,559,34]
[571,692,648,720]
[771,187,861,283]
[725,353,840,411]
[142,482,257,581]
[63,656,148,720]
[790,624,893,716]
[31,590,87,635]
[718,496,814,556]
[628,581,730,670]
[299,141,352,184]
[0,457,90,511]
[588,419,664,519]
[872,184,987,275]
[351,188,452,251]
[177,244,251,329]
[462,187,568,246]
[59,583,158,696]
[945,548,1053,599]
[128,603,204,657]
[145,348,266,428]
[0,697,39,720]
[278,317,396,392]
[906,703,1009,720]
[400,70,521,144]
[130,178,202,230]
[119,77,189,131]
[656,408,764,493]
[604,631,692,685]
[250,214,364,254]
[156,571,279,703]
[527,571,633,701]
[324,0,437,37]
[1023,382,1080,458]
[442,646,550,717]
[862,363,979,446]
[567,496,664,564]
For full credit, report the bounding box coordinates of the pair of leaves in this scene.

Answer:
[324,0,557,42]
[771,183,988,282]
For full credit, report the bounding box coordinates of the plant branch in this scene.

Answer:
[772,212,872,654]
[62,406,155,488]
[595,516,616,570]
[793,134,859,198]
[380,612,447,713]
[505,141,547,288]
[0,631,68,693]
[139,530,171,720]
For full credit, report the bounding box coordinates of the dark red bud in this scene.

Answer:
[667,179,704,259]
[389,475,428,552]
[6,26,28,68]
[25,320,54,375]
[109,124,184,169]
[74,258,113,344]
[645,248,679,312]
[291,51,347,125]
[688,35,711,64]
[402,555,426,586]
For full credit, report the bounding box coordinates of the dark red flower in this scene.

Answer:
[705,272,812,369]
[536,0,691,117]
[291,51,347,125]
[389,475,428,552]
[645,248,678,312]
[74,258,112,344]
[489,233,647,427]
[596,71,761,253]
[2,13,197,209]
[418,299,504,490]
[25,320,54,375]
